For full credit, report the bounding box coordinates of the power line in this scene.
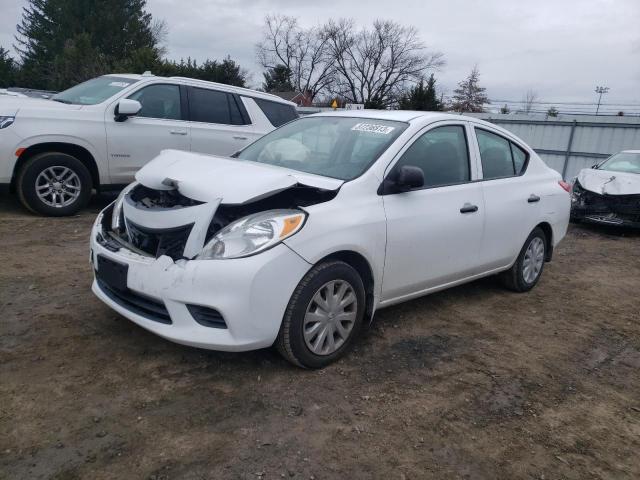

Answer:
[488,99,640,106]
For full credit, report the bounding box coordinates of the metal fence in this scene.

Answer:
[298,108,640,180]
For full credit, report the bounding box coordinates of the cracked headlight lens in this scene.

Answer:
[198,209,306,260]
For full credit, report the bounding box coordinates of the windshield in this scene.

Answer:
[598,152,640,174]
[237,116,408,180]
[51,76,139,105]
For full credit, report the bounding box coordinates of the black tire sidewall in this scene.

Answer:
[18,153,92,216]
[284,262,366,369]
[515,227,546,291]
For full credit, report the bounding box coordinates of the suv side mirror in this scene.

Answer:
[378,165,425,195]
[115,99,142,122]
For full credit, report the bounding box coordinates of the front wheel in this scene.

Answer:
[17,152,92,216]
[501,227,547,292]
[276,261,366,368]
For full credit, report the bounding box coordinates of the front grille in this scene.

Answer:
[125,220,193,260]
[97,279,172,324]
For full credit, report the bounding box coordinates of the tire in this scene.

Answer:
[501,227,547,293]
[17,152,92,216]
[276,260,366,369]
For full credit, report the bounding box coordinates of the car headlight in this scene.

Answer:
[111,181,138,232]
[198,209,306,260]
[0,116,15,129]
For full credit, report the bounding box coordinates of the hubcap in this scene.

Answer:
[303,280,358,356]
[35,166,81,208]
[522,236,545,284]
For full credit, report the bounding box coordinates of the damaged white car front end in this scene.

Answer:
[90,149,341,351]
[571,150,640,228]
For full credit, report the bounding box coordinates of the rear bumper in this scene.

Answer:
[90,212,312,351]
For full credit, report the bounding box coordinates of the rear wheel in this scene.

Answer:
[276,261,366,368]
[17,152,92,216]
[502,227,547,292]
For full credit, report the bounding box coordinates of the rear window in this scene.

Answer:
[253,98,298,127]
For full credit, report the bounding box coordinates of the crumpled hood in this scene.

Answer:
[0,96,83,116]
[576,168,640,195]
[135,149,344,204]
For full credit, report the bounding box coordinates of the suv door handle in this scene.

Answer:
[170,129,187,135]
[233,135,248,140]
[460,203,479,214]
[528,194,541,203]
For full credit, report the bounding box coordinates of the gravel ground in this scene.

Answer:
[1,193,639,480]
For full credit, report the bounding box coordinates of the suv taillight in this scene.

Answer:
[558,181,571,193]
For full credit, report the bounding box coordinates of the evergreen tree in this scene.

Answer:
[15,0,159,89]
[546,106,559,117]
[262,64,294,92]
[398,74,442,111]
[450,66,489,113]
[0,47,18,88]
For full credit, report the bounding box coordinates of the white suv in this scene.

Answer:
[0,73,297,216]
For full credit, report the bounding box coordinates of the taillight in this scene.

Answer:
[558,181,571,193]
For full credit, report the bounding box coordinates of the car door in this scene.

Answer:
[471,126,541,270]
[186,86,259,156]
[105,83,190,183]
[381,122,485,302]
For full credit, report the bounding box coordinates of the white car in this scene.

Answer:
[0,73,297,216]
[90,111,571,368]
[571,150,640,228]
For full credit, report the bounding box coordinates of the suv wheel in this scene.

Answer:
[276,261,366,368]
[502,227,547,292]
[17,152,92,216]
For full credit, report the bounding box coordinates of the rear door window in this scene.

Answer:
[476,129,517,179]
[188,87,230,124]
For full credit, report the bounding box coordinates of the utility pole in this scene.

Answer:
[595,86,609,115]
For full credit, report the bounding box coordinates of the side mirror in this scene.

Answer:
[395,165,424,191]
[378,165,425,195]
[115,99,142,122]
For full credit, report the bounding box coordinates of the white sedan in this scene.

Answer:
[90,111,570,368]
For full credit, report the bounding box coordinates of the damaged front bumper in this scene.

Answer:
[571,183,640,228]
[90,205,311,352]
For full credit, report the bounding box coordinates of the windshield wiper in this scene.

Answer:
[51,98,73,104]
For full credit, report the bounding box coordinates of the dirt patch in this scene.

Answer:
[1,194,639,479]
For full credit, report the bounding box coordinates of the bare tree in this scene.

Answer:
[256,15,334,99]
[323,19,444,108]
[450,66,488,112]
[522,89,538,114]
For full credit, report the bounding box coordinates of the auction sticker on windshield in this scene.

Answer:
[351,123,395,134]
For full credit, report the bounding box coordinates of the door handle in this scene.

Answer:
[460,203,479,214]
[233,135,248,140]
[528,194,541,203]
[170,129,187,135]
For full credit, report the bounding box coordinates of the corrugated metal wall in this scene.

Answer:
[468,113,640,179]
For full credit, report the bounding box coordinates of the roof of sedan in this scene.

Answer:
[312,109,476,124]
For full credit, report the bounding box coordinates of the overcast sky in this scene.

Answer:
[1,0,639,109]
